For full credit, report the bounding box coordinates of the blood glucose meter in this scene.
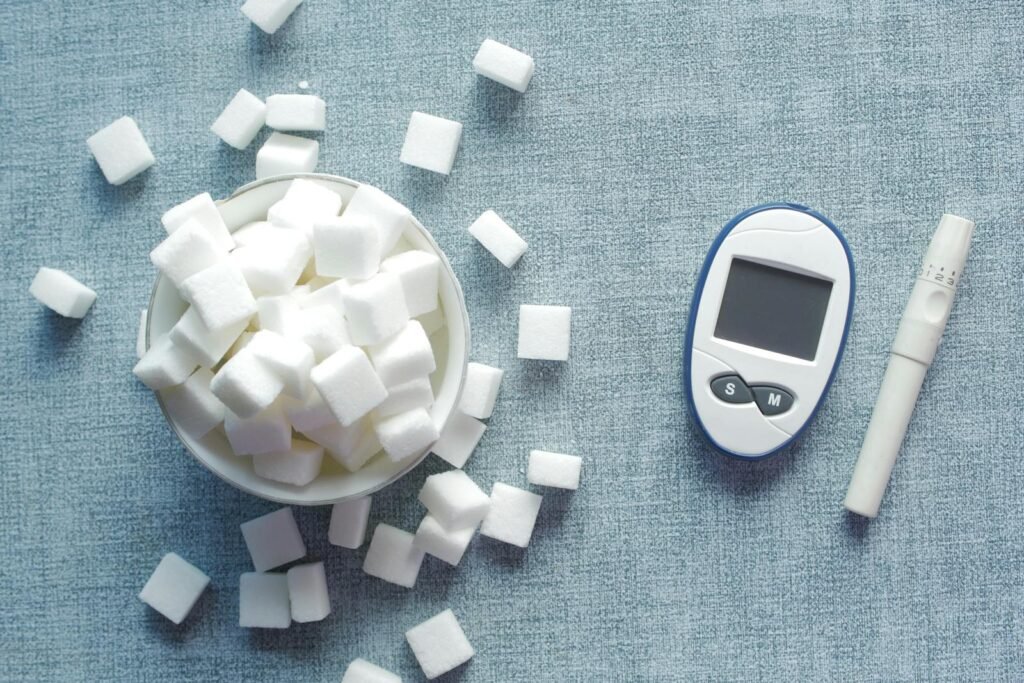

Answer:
[684,203,854,460]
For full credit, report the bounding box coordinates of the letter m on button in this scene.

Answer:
[767,392,781,407]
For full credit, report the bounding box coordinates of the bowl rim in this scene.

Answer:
[147,172,471,505]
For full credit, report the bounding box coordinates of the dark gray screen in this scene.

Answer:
[713,258,833,361]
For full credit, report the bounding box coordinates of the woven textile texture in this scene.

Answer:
[1,0,1022,680]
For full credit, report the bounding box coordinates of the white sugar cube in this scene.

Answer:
[517,304,571,361]
[375,376,433,418]
[253,438,323,486]
[159,368,226,439]
[343,272,410,346]
[527,450,582,490]
[362,524,424,588]
[292,305,351,361]
[328,426,383,472]
[266,94,326,131]
[310,346,388,426]
[230,230,311,297]
[231,221,276,248]
[380,250,440,317]
[431,411,485,469]
[458,362,504,419]
[399,112,463,175]
[225,401,292,456]
[169,307,247,368]
[405,609,474,679]
[241,0,302,34]
[374,407,439,462]
[133,335,200,390]
[29,267,97,318]
[301,419,362,463]
[240,507,306,572]
[150,219,228,288]
[417,307,445,336]
[180,261,257,332]
[328,496,371,549]
[136,309,148,358]
[211,89,267,149]
[472,39,535,93]
[248,330,314,398]
[468,210,527,268]
[276,178,342,219]
[286,561,330,622]
[297,278,346,313]
[480,483,542,548]
[341,659,401,683]
[86,116,154,185]
[417,469,490,529]
[340,184,411,256]
[161,192,234,251]
[256,132,319,179]
[414,514,476,566]
[313,218,381,280]
[369,321,435,387]
[210,347,284,418]
[138,553,210,624]
[239,572,290,628]
[283,385,335,433]
[257,294,302,335]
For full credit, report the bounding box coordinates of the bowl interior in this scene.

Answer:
[148,174,469,505]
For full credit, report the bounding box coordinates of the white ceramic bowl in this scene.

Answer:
[147,174,470,505]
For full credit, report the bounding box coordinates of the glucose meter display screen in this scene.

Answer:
[713,258,833,361]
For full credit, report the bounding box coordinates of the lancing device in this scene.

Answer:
[844,214,975,518]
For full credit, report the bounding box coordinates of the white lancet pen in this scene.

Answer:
[844,214,975,518]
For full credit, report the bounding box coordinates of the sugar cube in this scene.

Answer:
[159,368,226,439]
[136,309,148,358]
[369,321,435,387]
[150,219,227,289]
[238,572,290,628]
[362,524,424,588]
[417,469,490,529]
[230,230,311,297]
[138,553,210,624]
[331,427,383,472]
[328,496,371,549]
[527,450,582,490]
[133,335,200,391]
[313,218,381,280]
[417,307,445,336]
[399,112,463,175]
[257,294,303,336]
[286,561,330,622]
[225,401,292,456]
[431,412,485,469]
[180,261,257,332]
[241,0,302,34]
[375,376,434,418]
[310,346,387,426]
[86,116,154,185]
[468,210,527,268]
[374,407,439,462]
[342,273,410,346]
[297,279,346,315]
[256,132,319,179]
[301,420,363,466]
[248,330,314,398]
[161,192,234,251]
[210,88,266,149]
[517,304,571,361]
[405,609,474,679]
[210,347,284,418]
[341,659,401,683]
[480,483,542,548]
[274,178,342,221]
[240,507,306,572]
[253,438,323,486]
[472,39,535,93]
[266,94,326,131]
[340,184,411,256]
[380,250,440,317]
[169,307,247,368]
[414,514,476,566]
[283,385,336,433]
[29,267,97,318]
[231,221,277,249]
[458,362,504,419]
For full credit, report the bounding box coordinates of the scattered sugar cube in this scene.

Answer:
[517,304,571,361]
[458,362,504,419]
[241,0,302,34]
[286,561,330,623]
[133,335,200,390]
[266,94,326,131]
[376,376,434,417]
[362,524,424,588]
[239,572,290,628]
[180,261,257,332]
[480,483,542,548]
[138,553,210,624]
[257,294,302,334]
[417,307,445,336]
[341,659,401,683]
[472,39,535,93]
[329,496,371,549]
[240,507,306,572]
[340,184,411,256]
[256,132,319,179]
[310,346,387,425]
[431,411,485,469]
[405,609,474,679]
[527,450,582,490]
[210,347,284,418]
[468,210,527,268]
[225,401,292,456]
[282,385,335,433]
[211,88,267,149]
[159,368,226,439]
[253,438,323,486]
[161,192,234,251]
[169,307,247,368]
[399,112,463,175]
[414,514,476,566]
[150,219,228,288]
[380,250,440,317]
[369,321,435,386]
[29,267,97,318]
[230,229,311,297]
[313,218,381,280]
[136,309,148,358]
[248,330,314,398]
[86,116,154,185]
[417,469,490,529]
[375,407,439,462]
[343,272,410,346]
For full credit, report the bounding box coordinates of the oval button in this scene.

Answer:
[750,385,794,415]
[710,375,753,404]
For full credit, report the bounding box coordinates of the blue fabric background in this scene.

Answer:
[1,0,1022,680]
